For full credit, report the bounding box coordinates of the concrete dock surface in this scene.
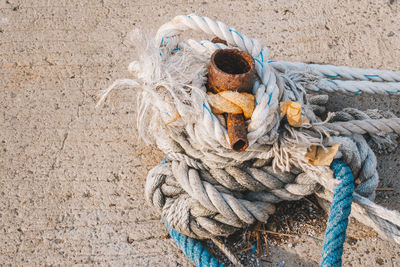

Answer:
[1,0,400,265]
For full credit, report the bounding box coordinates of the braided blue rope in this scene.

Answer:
[163,219,225,267]
[321,160,354,267]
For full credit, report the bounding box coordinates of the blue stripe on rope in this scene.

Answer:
[163,219,225,267]
[320,160,354,267]
[267,91,273,105]
[254,58,264,68]
[203,103,214,119]
[347,89,361,94]
[229,28,244,40]
[387,90,400,95]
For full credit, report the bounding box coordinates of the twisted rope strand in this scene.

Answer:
[315,79,400,95]
[270,61,400,83]
[318,118,400,136]
[321,160,354,267]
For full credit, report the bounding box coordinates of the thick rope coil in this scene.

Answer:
[164,160,359,266]
[145,131,387,240]
[99,14,400,263]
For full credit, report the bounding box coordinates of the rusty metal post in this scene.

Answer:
[207,49,255,152]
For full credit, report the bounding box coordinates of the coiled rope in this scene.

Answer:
[165,159,356,266]
[99,14,400,266]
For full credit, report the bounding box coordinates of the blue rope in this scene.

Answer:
[321,160,354,267]
[163,219,225,267]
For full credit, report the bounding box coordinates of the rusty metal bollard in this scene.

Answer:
[207,48,255,152]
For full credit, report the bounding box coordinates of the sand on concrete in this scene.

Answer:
[1,0,400,266]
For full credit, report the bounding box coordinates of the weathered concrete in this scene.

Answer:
[1,0,399,266]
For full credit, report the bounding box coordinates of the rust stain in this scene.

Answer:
[207,46,255,152]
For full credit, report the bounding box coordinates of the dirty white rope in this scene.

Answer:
[99,14,400,245]
[270,61,400,83]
